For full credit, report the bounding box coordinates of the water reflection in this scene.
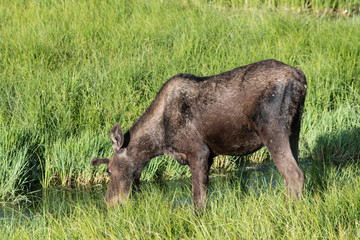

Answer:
[0,187,105,222]
[1,161,304,220]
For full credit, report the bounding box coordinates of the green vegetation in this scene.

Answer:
[1,164,360,239]
[0,0,360,238]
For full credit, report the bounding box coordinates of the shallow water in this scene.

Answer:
[0,161,308,220]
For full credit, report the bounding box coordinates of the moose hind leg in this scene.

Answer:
[289,103,304,163]
[254,81,306,198]
[289,125,300,163]
[262,133,305,199]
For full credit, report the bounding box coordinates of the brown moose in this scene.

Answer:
[91,59,307,210]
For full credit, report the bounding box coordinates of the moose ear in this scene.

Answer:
[110,123,124,152]
[91,158,110,166]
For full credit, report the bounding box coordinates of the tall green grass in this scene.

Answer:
[0,0,359,202]
[1,164,360,239]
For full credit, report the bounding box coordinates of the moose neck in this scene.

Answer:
[124,111,165,163]
[122,80,170,162]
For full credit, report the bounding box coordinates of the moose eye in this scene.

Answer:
[106,169,111,176]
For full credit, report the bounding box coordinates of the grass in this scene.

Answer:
[1,163,360,239]
[0,2,360,235]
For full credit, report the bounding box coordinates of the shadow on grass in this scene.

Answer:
[304,126,360,196]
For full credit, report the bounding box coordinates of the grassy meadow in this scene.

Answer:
[1,0,360,238]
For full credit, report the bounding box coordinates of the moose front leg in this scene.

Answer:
[189,151,210,212]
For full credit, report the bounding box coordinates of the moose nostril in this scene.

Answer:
[106,169,111,176]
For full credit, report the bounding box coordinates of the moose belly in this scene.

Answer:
[203,124,263,156]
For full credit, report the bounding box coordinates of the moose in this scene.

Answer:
[91,59,307,210]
